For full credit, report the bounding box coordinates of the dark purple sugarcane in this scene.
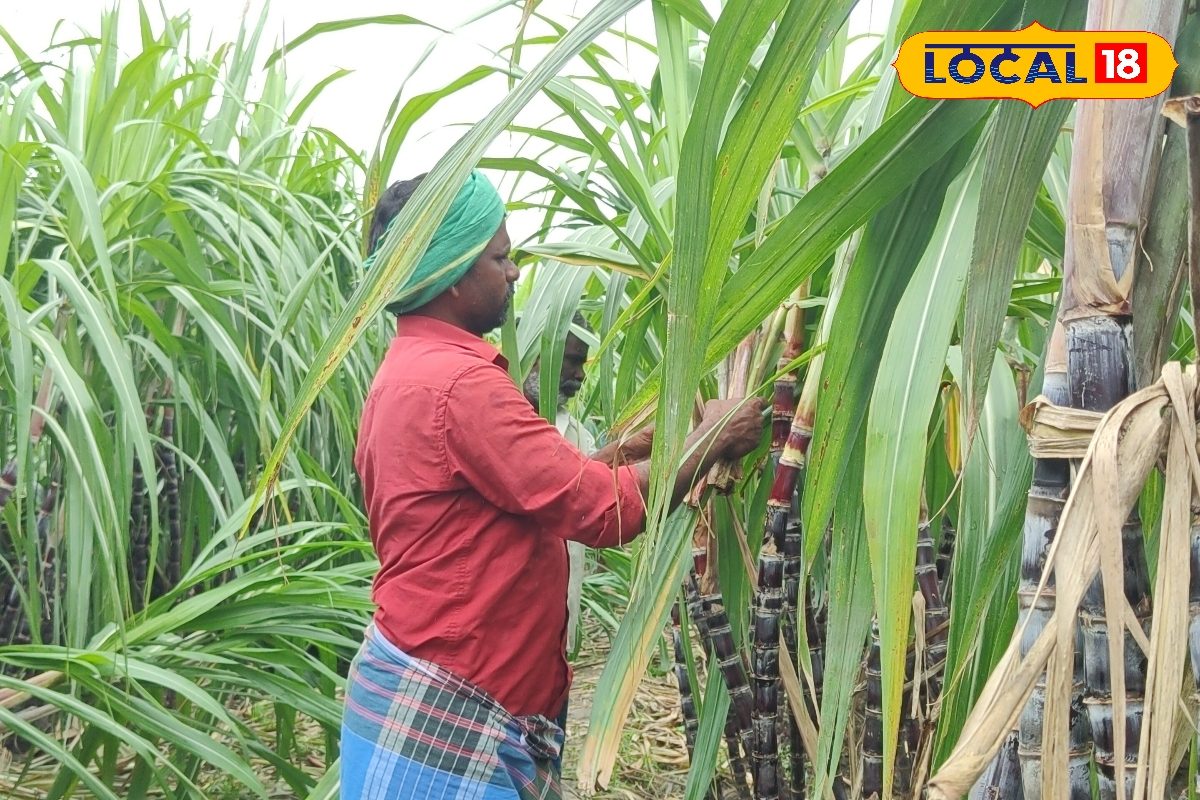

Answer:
[705,592,755,773]
[158,406,182,589]
[916,528,949,707]
[936,515,956,604]
[1188,516,1200,798]
[685,567,752,798]
[0,461,17,510]
[752,553,784,799]
[862,620,884,799]
[895,648,919,798]
[671,603,700,760]
[1068,317,1147,800]
[129,449,149,608]
[1013,335,1091,800]
[130,405,156,607]
[725,709,754,800]
[782,520,806,800]
[35,478,58,644]
[968,730,1022,799]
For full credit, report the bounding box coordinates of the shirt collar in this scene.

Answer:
[395,314,507,367]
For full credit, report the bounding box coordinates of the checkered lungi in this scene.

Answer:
[340,624,564,799]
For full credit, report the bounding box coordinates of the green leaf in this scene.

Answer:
[814,445,873,795]
[683,665,732,800]
[961,0,1083,447]
[578,505,697,788]
[264,16,445,68]
[860,151,984,794]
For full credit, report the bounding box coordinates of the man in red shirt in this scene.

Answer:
[341,170,764,800]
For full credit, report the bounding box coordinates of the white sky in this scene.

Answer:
[3,1,891,242]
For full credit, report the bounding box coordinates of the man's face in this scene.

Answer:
[559,334,588,400]
[454,222,517,335]
[523,332,589,410]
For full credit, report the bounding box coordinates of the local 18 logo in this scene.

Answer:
[893,22,1177,107]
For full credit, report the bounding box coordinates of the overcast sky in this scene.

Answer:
[4,1,890,242]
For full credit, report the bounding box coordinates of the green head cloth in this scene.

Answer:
[364,170,505,313]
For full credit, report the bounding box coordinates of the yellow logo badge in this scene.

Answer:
[893,22,1177,107]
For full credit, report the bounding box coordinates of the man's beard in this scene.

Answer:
[474,285,515,335]
[524,369,579,411]
[559,380,582,400]
[487,284,515,331]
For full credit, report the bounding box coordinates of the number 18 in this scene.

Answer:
[1095,43,1148,83]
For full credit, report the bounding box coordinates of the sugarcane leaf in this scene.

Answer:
[518,243,650,278]
[655,0,715,32]
[683,665,731,800]
[862,151,984,793]
[651,0,692,170]
[369,65,496,226]
[287,68,353,127]
[481,155,653,266]
[0,701,123,800]
[579,505,698,788]
[264,15,446,68]
[617,95,997,429]
[960,0,1082,450]
[648,0,855,560]
[813,441,873,796]
[935,349,1030,764]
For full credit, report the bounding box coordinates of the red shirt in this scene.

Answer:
[355,315,647,717]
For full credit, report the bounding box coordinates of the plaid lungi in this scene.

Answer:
[340,624,564,800]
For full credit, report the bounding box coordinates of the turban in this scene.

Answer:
[364,170,506,313]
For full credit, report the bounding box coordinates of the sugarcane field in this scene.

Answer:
[8,0,1200,797]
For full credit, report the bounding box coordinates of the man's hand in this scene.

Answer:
[591,424,655,466]
[701,397,767,459]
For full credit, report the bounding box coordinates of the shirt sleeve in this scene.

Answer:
[441,362,646,548]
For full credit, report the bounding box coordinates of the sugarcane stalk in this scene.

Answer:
[895,650,920,799]
[726,708,755,800]
[706,590,756,774]
[158,405,182,591]
[1059,4,1185,792]
[916,524,949,711]
[782,519,807,800]
[752,552,785,799]
[129,408,152,610]
[1188,515,1200,799]
[863,621,884,799]
[1067,316,1148,800]
[968,730,1022,800]
[936,516,956,605]
[1013,324,1092,800]
[35,477,58,645]
[685,567,753,797]
[895,523,950,794]
[671,602,701,760]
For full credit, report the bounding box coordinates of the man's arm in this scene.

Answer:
[590,424,654,467]
[624,398,766,509]
[443,364,765,545]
